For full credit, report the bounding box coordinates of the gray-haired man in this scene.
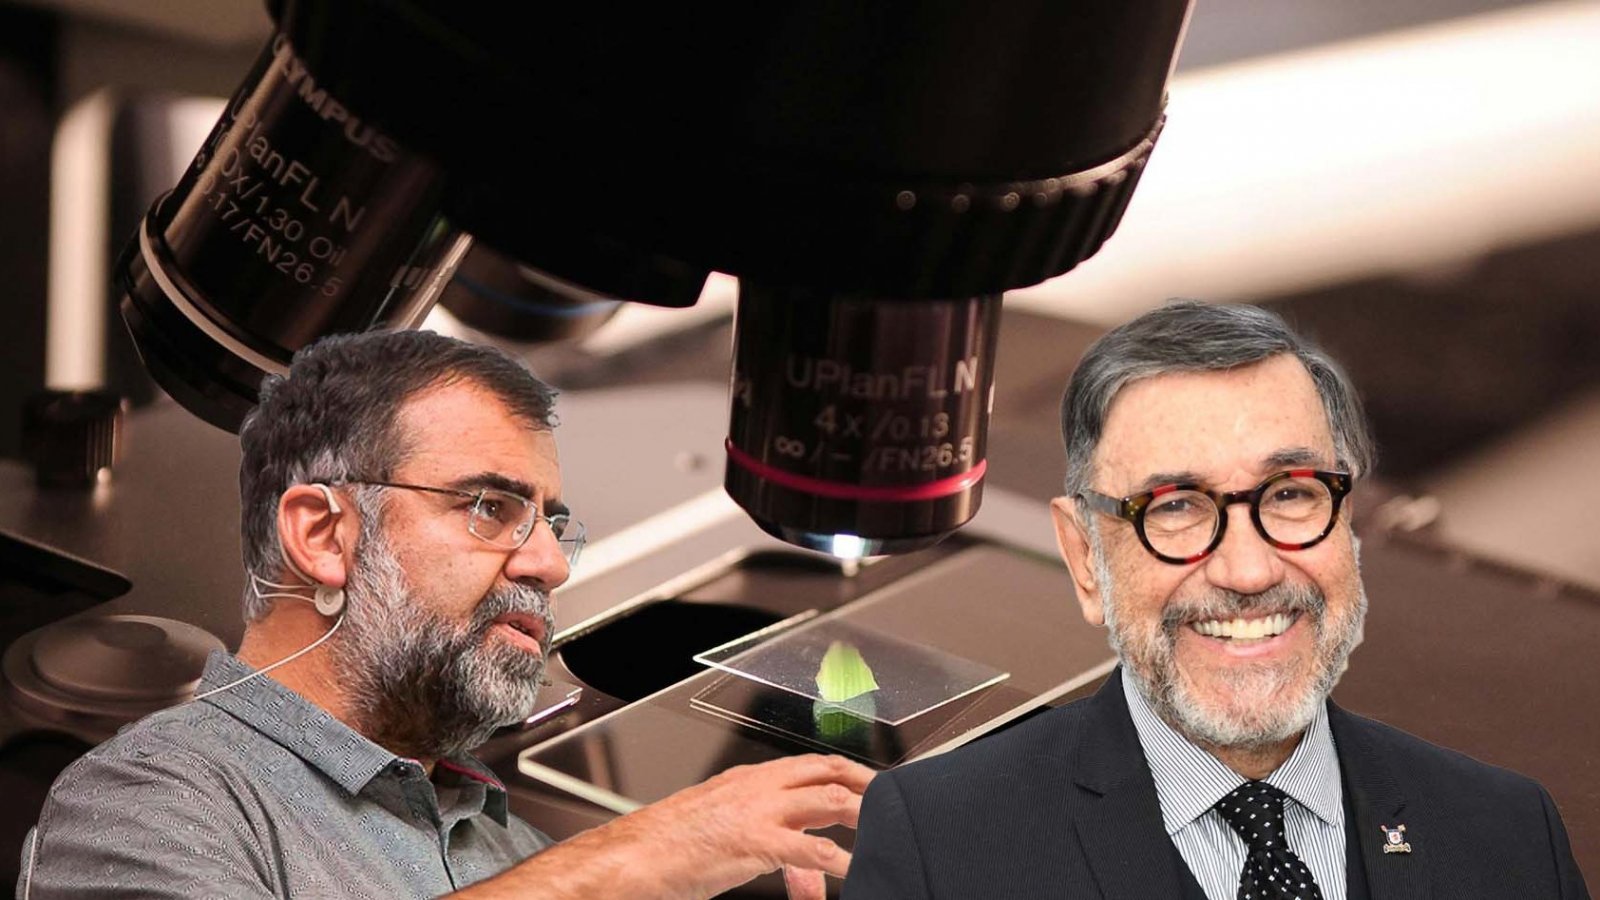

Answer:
[22,330,870,899]
[843,301,1589,899]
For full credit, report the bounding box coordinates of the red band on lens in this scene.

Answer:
[725,439,986,502]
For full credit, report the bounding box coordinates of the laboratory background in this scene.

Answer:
[0,1,1595,895]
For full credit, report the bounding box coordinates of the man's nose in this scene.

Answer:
[1202,503,1285,594]
[505,520,570,591]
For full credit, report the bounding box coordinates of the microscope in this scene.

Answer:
[117,0,1193,557]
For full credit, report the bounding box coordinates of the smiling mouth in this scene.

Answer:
[1190,611,1299,642]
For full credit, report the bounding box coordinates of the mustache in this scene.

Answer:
[1160,581,1326,632]
[467,583,554,637]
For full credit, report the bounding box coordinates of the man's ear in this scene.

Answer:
[1050,496,1105,627]
[277,484,350,590]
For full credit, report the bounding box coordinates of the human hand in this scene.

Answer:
[621,754,875,900]
[784,864,827,900]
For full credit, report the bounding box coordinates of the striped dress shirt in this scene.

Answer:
[1122,669,1348,900]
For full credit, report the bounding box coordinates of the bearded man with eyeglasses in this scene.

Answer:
[844,301,1589,900]
[21,330,872,900]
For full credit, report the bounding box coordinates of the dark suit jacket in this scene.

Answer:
[842,674,1591,899]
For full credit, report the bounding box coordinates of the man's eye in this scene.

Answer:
[1150,497,1196,516]
[1269,482,1326,505]
[478,499,505,519]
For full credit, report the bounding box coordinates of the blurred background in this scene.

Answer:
[0,0,1595,892]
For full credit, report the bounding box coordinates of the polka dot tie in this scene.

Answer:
[1214,780,1325,900]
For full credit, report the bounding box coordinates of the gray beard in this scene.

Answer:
[1091,531,1366,752]
[331,511,554,760]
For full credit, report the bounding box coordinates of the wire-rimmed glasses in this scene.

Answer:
[1078,469,1352,565]
[337,479,586,565]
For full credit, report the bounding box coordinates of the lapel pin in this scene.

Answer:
[1380,824,1412,854]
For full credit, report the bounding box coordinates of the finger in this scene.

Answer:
[771,832,853,879]
[781,782,864,830]
[768,754,878,794]
[783,866,827,900]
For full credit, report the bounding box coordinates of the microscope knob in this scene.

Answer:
[21,389,126,489]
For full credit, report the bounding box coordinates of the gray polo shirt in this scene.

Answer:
[17,652,553,899]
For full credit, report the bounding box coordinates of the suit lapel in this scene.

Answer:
[1069,674,1194,900]
[1330,702,1431,900]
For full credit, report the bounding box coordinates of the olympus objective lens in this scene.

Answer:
[118,33,470,431]
[726,286,1000,556]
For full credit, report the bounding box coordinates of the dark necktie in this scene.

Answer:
[1215,780,1326,900]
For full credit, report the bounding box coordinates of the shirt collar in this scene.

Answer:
[436,757,511,824]
[196,651,511,824]
[1121,668,1344,834]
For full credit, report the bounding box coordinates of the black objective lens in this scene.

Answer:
[726,286,1000,556]
[118,34,469,431]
